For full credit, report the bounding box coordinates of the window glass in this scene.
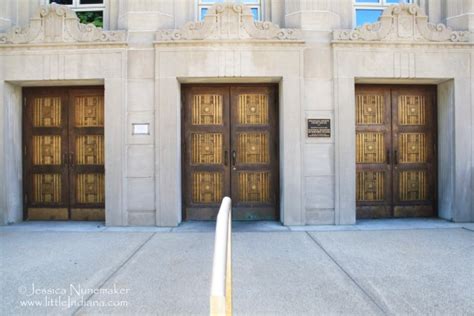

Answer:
[50,0,73,4]
[76,11,103,27]
[354,0,412,27]
[49,0,104,28]
[355,9,384,26]
[198,0,261,21]
[201,8,209,19]
[250,7,259,20]
[79,0,104,4]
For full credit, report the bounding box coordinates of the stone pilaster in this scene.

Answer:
[445,0,473,32]
[118,0,174,32]
[284,0,347,31]
[117,0,167,225]
[0,0,12,32]
[288,0,347,224]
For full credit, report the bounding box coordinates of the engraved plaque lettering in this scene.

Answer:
[307,119,331,138]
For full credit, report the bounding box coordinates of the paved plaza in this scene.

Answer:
[1,219,473,315]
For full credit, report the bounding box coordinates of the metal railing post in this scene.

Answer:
[210,197,232,316]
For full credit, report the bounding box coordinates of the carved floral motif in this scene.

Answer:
[333,4,468,42]
[156,3,301,41]
[0,3,125,44]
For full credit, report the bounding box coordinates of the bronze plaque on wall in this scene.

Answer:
[307,119,331,137]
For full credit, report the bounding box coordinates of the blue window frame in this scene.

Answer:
[198,0,262,21]
[354,0,413,27]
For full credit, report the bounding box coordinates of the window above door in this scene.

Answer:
[353,0,414,27]
[49,0,105,28]
[197,0,262,21]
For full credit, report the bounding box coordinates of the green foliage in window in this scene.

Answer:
[76,11,103,28]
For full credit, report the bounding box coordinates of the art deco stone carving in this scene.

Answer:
[0,3,125,44]
[156,3,301,41]
[333,4,468,42]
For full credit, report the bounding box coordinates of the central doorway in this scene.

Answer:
[182,84,279,220]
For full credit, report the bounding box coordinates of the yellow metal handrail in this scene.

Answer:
[210,197,232,316]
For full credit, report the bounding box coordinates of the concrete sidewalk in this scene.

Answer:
[1,220,473,315]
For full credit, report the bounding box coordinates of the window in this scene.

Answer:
[354,0,413,27]
[50,0,104,28]
[197,0,262,21]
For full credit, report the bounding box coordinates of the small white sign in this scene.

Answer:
[132,123,150,135]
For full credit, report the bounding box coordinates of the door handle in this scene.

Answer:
[232,150,236,166]
[224,150,228,166]
[69,153,74,166]
[386,150,390,165]
[63,153,68,165]
[394,150,398,165]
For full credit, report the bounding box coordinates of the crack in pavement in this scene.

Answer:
[71,232,157,316]
[305,232,389,315]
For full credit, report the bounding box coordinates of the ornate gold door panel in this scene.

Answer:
[392,87,436,217]
[182,85,279,220]
[355,85,437,218]
[24,89,69,220]
[230,86,279,220]
[68,88,105,220]
[183,86,231,220]
[23,87,105,221]
[355,87,392,218]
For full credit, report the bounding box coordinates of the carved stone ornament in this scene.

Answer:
[333,4,468,42]
[156,2,301,41]
[0,3,126,44]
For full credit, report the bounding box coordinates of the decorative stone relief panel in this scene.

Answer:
[0,3,125,44]
[334,4,469,42]
[156,2,301,41]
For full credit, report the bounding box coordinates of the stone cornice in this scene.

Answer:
[333,4,470,43]
[0,3,126,45]
[331,41,473,49]
[156,2,302,42]
[154,40,305,48]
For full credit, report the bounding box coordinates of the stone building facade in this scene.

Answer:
[0,0,473,226]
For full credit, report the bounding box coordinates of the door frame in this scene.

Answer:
[22,86,106,221]
[180,83,280,221]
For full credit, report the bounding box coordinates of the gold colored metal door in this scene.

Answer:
[183,86,231,220]
[230,86,279,220]
[392,87,436,217]
[355,85,437,218]
[182,85,279,220]
[68,88,105,220]
[24,88,70,220]
[355,86,392,218]
[23,87,105,221]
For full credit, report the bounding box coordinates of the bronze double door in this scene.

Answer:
[356,85,437,218]
[23,87,105,221]
[183,85,279,220]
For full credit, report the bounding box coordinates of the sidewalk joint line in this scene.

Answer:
[305,232,388,315]
[461,227,474,232]
[71,232,157,315]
